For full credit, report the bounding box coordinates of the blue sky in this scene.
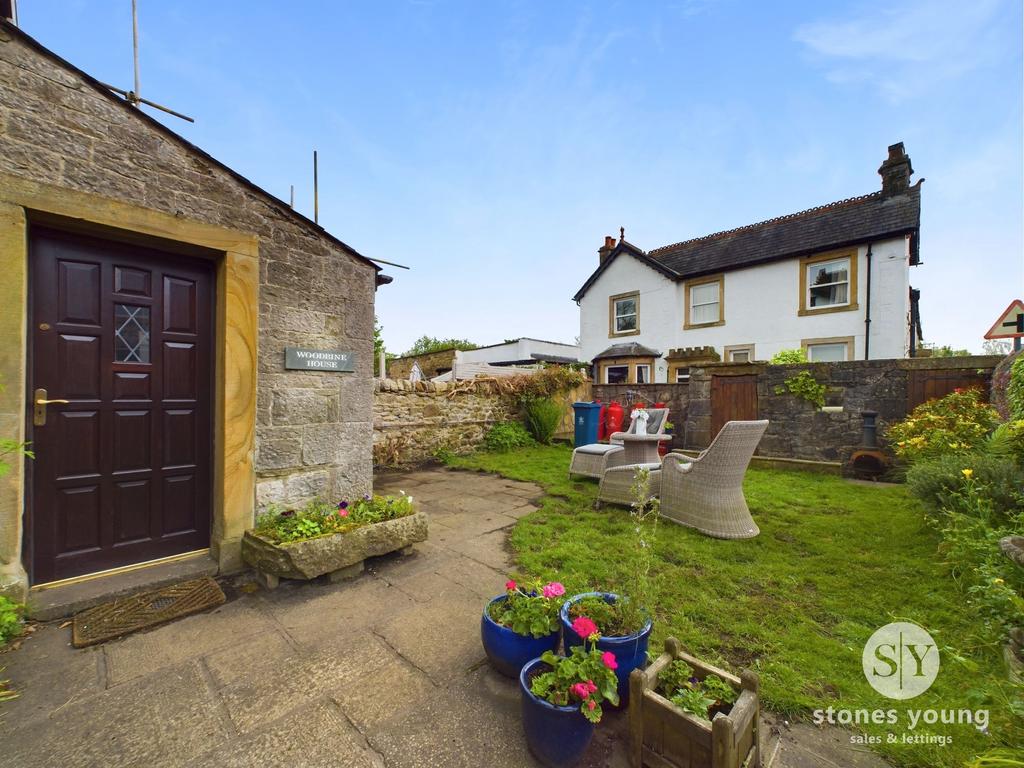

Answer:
[18,0,1023,354]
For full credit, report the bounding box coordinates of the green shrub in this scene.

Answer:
[484,421,535,452]
[774,369,826,408]
[906,453,1024,518]
[522,398,563,445]
[1009,354,1024,421]
[985,420,1024,465]
[769,349,807,364]
[886,388,1000,463]
[935,480,1024,645]
[0,596,23,647]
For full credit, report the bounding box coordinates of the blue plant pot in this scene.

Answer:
[520,657,596,768]
[481,595,561,678]
[560,591,653,705]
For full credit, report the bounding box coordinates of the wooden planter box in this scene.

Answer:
[628,638,761,768]
[242,511,428,589]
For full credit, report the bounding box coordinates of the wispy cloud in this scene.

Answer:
[794,0,1008,102]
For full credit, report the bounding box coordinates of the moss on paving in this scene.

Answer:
[445,444,1021,768]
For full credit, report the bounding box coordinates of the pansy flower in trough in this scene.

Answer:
[253,493,417,544]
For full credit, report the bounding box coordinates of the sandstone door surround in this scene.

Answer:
[0,173,258,599]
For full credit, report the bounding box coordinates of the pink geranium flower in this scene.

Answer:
[601,651,618,670]
[337,508,349,517]
[571,616,599,640]
[542,582,565,598]
[587,699,596,711]
[505,580,517,591]
[570,682,595,700]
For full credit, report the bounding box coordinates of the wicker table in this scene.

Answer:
[619,433,671,465]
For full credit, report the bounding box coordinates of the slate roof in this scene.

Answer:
[573,183,921,301]
[593,342,662,360]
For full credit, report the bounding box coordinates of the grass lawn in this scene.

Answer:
[445,444,1022,768]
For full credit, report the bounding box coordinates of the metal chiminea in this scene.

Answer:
[849,410,888,480]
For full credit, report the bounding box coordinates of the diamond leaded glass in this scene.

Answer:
[114,304,150,363]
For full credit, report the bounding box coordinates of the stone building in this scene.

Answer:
[0,21,388,600]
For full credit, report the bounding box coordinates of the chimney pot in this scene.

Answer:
[598,235,616,265]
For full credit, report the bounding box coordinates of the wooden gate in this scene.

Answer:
[711,375,758,439]
[907,369,989,411]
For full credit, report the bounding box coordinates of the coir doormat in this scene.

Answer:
[72,577,226,648]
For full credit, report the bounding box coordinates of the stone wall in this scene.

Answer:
[597,357,1004,469]
[373,378,519,465]
[388,349,458,380]
[682,356,1002,467]
[0,29,376,531]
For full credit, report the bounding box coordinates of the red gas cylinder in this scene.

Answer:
[605,402,624,438]
[597,401,607,441]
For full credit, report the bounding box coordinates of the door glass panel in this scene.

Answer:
[114,304,151,363]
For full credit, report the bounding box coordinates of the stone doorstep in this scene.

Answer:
[25,553,219,621]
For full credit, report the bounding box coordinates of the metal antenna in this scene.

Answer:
[132,0,140,100]
[313,150,319,225]
[98,0,195,123]
[289,185,295,208]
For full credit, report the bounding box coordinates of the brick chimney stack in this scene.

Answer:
[878,142,913,197]
[598,235,616,265]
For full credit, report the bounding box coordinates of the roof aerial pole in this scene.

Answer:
[97,0,195,122]
[132,0,141,103]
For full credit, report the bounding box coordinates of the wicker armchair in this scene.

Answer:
[609,408,669,445]
[570,408,670,479]
[659,420,768,539]
[597,462,662,507]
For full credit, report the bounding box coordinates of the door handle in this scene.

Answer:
[33,388,69,427]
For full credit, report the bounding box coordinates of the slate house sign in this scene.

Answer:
[284,347,355,372]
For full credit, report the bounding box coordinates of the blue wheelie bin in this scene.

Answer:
[572,402,601,447]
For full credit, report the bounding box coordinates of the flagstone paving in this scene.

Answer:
[0,466,890,767]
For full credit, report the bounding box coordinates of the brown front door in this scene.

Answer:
[710,374,758,439]
[27,228,214,584]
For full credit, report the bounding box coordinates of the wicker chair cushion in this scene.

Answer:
[574,443,622,455]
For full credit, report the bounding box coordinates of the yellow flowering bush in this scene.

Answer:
[886,388,1000,463]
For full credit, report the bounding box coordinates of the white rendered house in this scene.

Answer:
[575,144,923,384]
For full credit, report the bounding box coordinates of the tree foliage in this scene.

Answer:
[769,349,808,364]
[403,336,478,356]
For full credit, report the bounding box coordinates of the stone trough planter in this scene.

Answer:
[628,638,761,768]
[242,511,429,589]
